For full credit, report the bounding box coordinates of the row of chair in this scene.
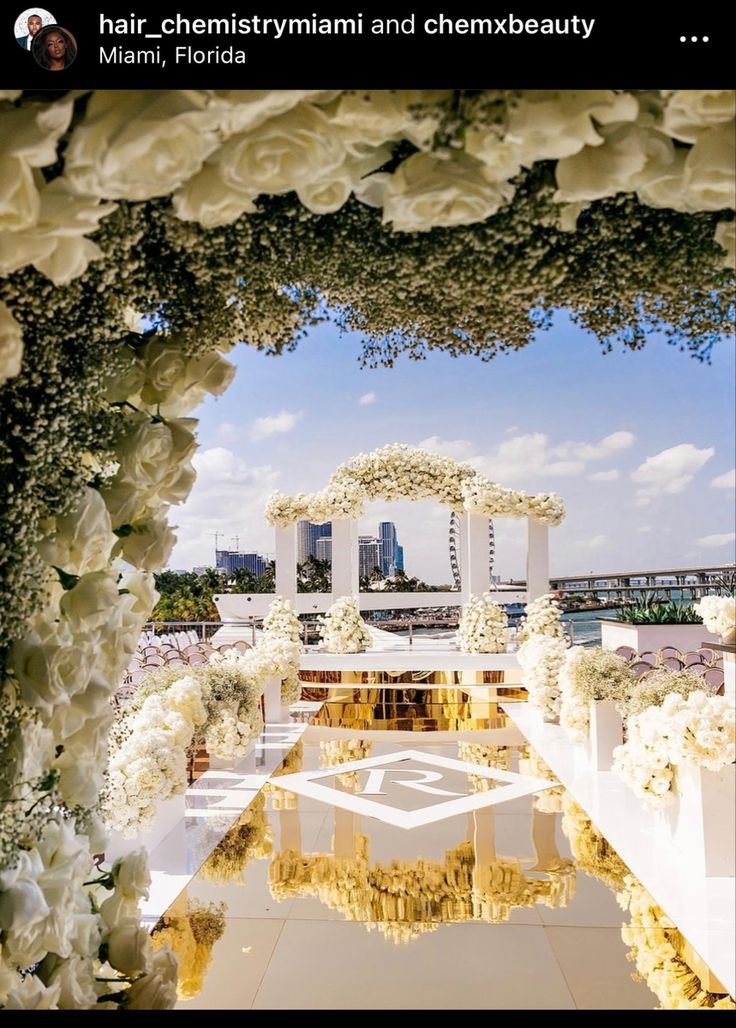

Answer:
[614,645,724,692]
[123,639,253,686]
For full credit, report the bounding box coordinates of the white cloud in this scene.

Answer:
[250,409,302,440]
[576,534,608,549]
[587,469,620,482]
[556,430,635,462]
[630,443,714,501]
[168,448,280,569]
[711,468,736,489]
[696,532,736,548]
[359,391,377,406]
[217,421,241,444]
[637,525,652,533]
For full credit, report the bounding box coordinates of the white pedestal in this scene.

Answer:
[723,649,735,703]
[660,763,736,878]
[589,699,623,772]
[105,793,186,864]
[600,621,719,654]
[263,674,290,724]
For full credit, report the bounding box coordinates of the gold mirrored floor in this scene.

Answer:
[152,731,734,1010]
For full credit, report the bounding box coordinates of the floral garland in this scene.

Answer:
[695,595,736,642]
[516,593,565,644]
[318,596,372,653]
[150,896,227,1002]
[517,636,568,719]
[456,595,509,653]
[0,844,177,1009]
[104,600,301,837]
[559,646,636,742]
[613,691,736,808]
[617,875,735,1009]
[266,444,565,527]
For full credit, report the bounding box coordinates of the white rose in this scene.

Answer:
[213,89,339,136]
[27,179,117,285]
[0,154,40,232]
[60,568,121,635]
[508,89,640,164]
[331,90,448,151]
[173,161,257,228]
[117,511,177,571]
[37,486,115,575]
[38,954,98,1010]
[1,973,61,1010]
[0,95,74,167]
[0,850,49,935]
[155,348,236,417]
[123,947,178,1009]
[661,90,736,143]
[64,90,221,201]
[54,748,105,809]
[111,849,152,901]
[10,617,93,717]
[555,123,674,203]
[117,570,158,645]
[682,124,736,211]
[380,152,514,232]
[0,298,23,386]
[104,920,153,977]
[214,103,346,196]
[139,338,189,405]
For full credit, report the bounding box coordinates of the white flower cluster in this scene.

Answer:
[457,594,508,653]
[0,840,177,1009]
[262,596,304,703]
[613,691,736,808]
[318,597,372,653]
[516,593,565,644]
[517,635,568,719]
[265,444,566,527]
[695,595,736,641]
[559,646,636,742]
[104,597,302,837]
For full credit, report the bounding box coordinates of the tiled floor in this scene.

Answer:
[149,728,709,1009]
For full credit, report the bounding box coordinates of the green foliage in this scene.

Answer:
[616,596,703,625]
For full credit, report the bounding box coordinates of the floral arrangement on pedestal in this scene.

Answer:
[150,896,227,1002]
[0,845,177,1009]
[695,595,736,645]
[261,595,304,703]
[617,875,735,1009]
[266,444,565,527]
[516,593,568,720]
[612,691,736,808]
[456,594,509,653]
[318,597,372,653]
[0,88,733,1007]
[559,646,636,742]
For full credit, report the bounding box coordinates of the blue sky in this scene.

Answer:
[170,312,736,583]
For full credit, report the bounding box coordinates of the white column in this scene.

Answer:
[275,524,297,604]
[331,518,359,600]
[465,512,491,597]
[526,518,549,602]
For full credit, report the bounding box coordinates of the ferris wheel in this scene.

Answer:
[449,511,495,590]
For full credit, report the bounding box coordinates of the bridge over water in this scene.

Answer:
[544,563,735,598]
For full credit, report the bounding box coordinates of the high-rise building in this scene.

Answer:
[378,521,405,576]
[315,536,332,562]
[359,535,382,580]
[297,520,332,563]
[216,549,269,577]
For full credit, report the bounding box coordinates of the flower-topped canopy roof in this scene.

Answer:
[265,444,565,527]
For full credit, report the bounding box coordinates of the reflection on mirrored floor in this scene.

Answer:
[152,731,735,1010]
[309,686,524,731]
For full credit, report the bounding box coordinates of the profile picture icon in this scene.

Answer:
[32,24,77,71]
[14,7,55,49]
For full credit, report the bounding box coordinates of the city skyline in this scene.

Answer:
[168,312,735,584]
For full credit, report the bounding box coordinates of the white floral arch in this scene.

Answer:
[215,444,561,625]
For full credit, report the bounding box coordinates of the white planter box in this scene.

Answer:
[724,649,735,703]
[658,762,735,877]
[600,620,718,654]
[105,792,186,864]
[589,699,623,772]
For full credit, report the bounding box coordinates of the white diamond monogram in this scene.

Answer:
[269,749,556,829]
